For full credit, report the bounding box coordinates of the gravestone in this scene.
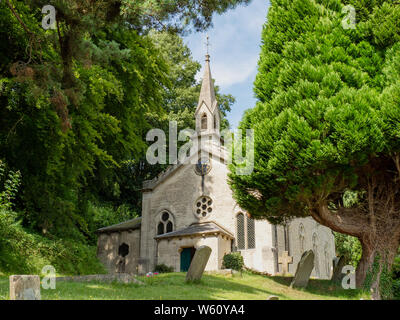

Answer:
[9,275,41,300]
[186,245,212,282]
[278,251,293,275]
[331,256,347,283]
[290,250,314,288]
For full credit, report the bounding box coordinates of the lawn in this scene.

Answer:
[0,272,369,300]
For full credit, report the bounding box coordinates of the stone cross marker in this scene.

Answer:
[9,275,41,300]
[186,245,212,282]
[278,251,293,275]
[290,250,315,288]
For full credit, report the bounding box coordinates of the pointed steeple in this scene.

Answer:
[196,54,217,113]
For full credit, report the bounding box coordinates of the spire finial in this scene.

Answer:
[205,34,210,61]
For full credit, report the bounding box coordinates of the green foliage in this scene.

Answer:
[363,254,394,300]
[154,264,174,273]
[230,0,400,222]
[0,209,105,275]
[392,279,400,300]
[85,201,137,244]
[222,252,244,271]
[334,232,362,267]
[0,160,21,210]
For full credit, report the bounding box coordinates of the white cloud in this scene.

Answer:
[185,0,269,89]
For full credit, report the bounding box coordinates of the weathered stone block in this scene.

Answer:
[9,275,41,300]
[290,250,314,288]
[331,256,347,283]
[186,245,212,282]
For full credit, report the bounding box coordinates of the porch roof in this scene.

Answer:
[96,217,142,234]
[154,221,234,240]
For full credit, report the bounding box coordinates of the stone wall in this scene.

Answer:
[140,154,239,273]
[97,229,141,274]
[288,217,335,279]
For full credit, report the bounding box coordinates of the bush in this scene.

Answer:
[154,264,174,273]
[334,232,362,267]
[0,209,106,275]
[222,252,244,271]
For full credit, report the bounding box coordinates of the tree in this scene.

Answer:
[0,0,243,236]
[229,0,400,299]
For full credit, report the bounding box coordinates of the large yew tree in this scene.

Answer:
[229,0,400,299]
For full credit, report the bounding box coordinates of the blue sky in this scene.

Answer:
[184,0,271,129]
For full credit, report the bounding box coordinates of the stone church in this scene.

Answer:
[96,54,336,279]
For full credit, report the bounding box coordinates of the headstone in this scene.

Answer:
[331,256,347,283]
[290,250,314,288]
[267,295,279,300]
[278,251,293,275]
[9,275,41,300]
[186,245,212,282]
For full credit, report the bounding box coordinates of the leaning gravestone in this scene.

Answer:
[290,250,314,289]
[186,245,212,282]
[331,256,347,283]
[9,275,41,300]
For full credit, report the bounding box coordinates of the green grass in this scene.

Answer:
[0,272,369,300]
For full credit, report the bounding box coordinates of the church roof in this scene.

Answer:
[154,221,234,240]
[96,217,142,234]
[195,54,218,114]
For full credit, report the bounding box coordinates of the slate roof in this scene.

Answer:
[154,221,234,240]
[96,217,142,234]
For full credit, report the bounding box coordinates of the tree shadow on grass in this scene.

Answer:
[270,275,366,299]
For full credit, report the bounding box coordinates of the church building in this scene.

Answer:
[96,54,336,279]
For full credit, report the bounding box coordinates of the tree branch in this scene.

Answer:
[5,0,34,35]
[310,203,365,237]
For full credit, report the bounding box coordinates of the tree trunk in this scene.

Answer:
[311,202,400,300]
[356,235,399,300]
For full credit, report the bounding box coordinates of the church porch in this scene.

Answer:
[154,222,233,272]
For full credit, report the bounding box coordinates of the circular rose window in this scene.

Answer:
[194,196,213,219]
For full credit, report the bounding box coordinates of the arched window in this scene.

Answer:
[214,115,217,129]
[236,213,256,250]
[299,223,305,254]
[201,114,207,130]
[237,213,245,250]
[247,217,255,249]
[324,243,330,277]
[157,222,164,235]
[312,233,320,277]
[166,221,173,233]
[157,211,174,235]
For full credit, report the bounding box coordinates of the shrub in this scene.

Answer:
[0,209,106,275]
[154,264,174,273]
[222,252,244,271]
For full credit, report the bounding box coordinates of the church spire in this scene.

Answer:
[195,37,220,135]
[197,53,217,113]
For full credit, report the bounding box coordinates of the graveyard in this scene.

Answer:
[1,0,400,302]
[0,272,368,300]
